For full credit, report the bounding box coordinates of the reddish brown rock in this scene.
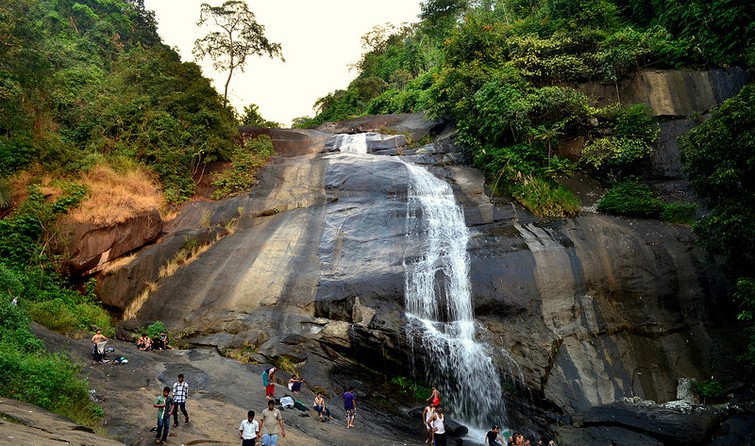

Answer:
[56,208,163,276]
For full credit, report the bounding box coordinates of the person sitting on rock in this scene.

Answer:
[137,333,152,351]
[287,375,303,393]
[313,392,332,421]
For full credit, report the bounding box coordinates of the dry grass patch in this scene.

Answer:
[68,165,164,225]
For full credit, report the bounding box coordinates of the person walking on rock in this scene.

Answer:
[172,373,189,427]
[343,386,357,429]
[153,386,173,444]
[239,410,260,446]
[259,399,285,446]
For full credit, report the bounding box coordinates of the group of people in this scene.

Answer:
[484,427,557,446]
[137,332,171,351]
[422,386,446,446]
[152,374,190,445]
[241,366,357,445]
[420,386,560,446]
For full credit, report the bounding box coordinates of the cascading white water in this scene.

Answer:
[332,133,368,154]
[403,161,506,428]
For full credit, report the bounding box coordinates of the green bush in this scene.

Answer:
[597,181,663,218]
[391,375,431,401]
[660,203,697,224]
[512,176,581,218]
[212,135,275,199]
[146,321,167,338]
[583,104,659,174]
[0,296,102,426]
[692,378,724,401]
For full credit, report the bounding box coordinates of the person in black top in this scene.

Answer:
[485,425,502,446]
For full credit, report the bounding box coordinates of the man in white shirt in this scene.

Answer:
[239,410,260,446]
[172,373,189,427]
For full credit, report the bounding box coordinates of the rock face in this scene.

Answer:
[56,208,162,275]
[578,67,751,116]
[94,78,753,444]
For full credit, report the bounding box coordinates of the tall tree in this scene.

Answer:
[193,0,283,102]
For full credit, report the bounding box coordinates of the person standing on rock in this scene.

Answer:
[172,373,190,427]
[153,386,174,445]
[430,405,446,446]
[425,385,441,407]
[91,329,108,363]
[422,399,436,444]
[262,366,277,400]
[259,399,285,446]
[343,386,357,428]
[239,410,260,446]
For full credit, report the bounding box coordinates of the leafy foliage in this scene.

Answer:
[212,135,275,199]
[692,379,725,402]
[240,103,282,128]
[597,181,663,218]
[680,85,755,276]
[0,265,103,426]
[734,278,755,365]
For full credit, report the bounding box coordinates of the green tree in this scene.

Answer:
[240,103,281,128]
[680,84,755,275]
[193,0,284,101]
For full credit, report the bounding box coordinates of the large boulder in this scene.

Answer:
[582,399,721,445]
[317,112,441,141]
[56,208,162,276]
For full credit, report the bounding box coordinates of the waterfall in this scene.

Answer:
[402,161,506,429]
[331,133,368,154]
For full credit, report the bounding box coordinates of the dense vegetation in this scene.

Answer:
[0,0,272,424]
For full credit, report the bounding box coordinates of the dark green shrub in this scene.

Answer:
[692,379,724,402]
[660,203,696,224]
[734,278,755,365]
[583,104,659,174]
[597,181,663,218]
[512,176,581,218]
[391,375,431,401]
[146,321,167,338]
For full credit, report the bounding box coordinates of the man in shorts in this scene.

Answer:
[343,386,357,428]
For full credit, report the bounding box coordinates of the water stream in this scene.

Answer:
[402,161,505,429]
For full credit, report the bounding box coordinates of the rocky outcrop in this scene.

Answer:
[56,208,162,276]
[239,127,331,157]
[578,67,751,116]
[316,112,441,141]
[0,397,127,446]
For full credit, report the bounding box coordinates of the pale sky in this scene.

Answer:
[143,0,423,127]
